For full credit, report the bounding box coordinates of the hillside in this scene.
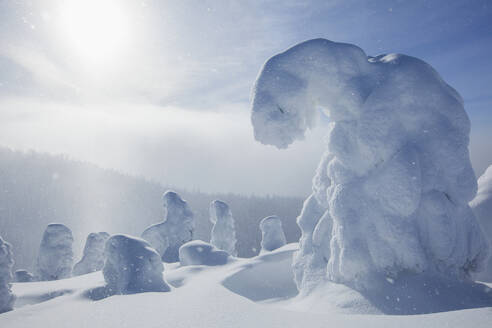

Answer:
[0,147,303,271]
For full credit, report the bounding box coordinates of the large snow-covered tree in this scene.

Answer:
[141,191,194,262]
[250,39,488,291]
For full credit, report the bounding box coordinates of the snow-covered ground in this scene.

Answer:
[1,243,491,328]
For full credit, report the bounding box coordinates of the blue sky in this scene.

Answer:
[0,0,491,196]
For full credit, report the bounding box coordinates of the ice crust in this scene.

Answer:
[73,232,110,276]
[210,200,237,256]
[250,39,488,291]
[141,191,194,262]
[103,234,170,294]
[35,224,74,281]
[260,216,287,252]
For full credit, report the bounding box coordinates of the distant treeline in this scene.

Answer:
[0,147,303,270]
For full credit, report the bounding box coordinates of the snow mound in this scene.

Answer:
[35,224,74,281]
[73,232,110,276]
[471,165,492,282]
[260,216,287,252]
[179,240,231,266]
[222,243,298,302]
[103,234,171,294]
[251,38,488,291]
[0,236,15,313]
[210,200,237,256]
[14,270,34,283]
[141,191,194,262]
[290,273,492,315]
[1,243,492,327]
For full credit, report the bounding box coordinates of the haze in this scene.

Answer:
[0,0,491,196]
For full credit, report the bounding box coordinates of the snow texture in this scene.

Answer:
[179,240,230,266]
[35,224,74,281]
[209,200,237,256]
[0,236,15,313]
[14,270,34,283]
[103,234,170,294]
[251,38,488,290]
[141,191,194,262]
[260,216,287,252]
[2,242,492,327]
[471,165,492,282]
[73,232,110,276]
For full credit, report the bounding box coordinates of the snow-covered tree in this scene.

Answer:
[179,240,230,266]
[14,270,34,283]
[35,223,74,281]
[73,232,110,276]
[209,200,237,256]
[141,191,194,262]
[260,216,287,252]
[0,236,15,313]
[471,165,492,282]
[103,234,170,294]
[250,39,488,291]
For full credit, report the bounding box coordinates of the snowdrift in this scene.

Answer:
[1,242,492,328]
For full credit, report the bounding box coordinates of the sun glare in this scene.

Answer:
[58,0,130,64]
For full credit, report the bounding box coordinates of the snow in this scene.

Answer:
[209,200,237,256]
[1,242,491,327]
[0,236,15,313]
[471,165,492,282]
[179,240,231,266]
[260,215,287,252]
[73,232,110,276]
[251,38,488,291]
[103,234,171,294]
[35,223,74,281]
[141,191,195,262]
[14,270,34,283]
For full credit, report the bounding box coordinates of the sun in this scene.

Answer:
[57,0,130,64]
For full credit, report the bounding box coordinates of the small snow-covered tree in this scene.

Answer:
[250,39,488,291]
[209,200,237,256]
[73,232,110,276]
[471,165,492,282]
[260,216,286,252]
[103,234,170,294]
[141,191,194,262]
[35,223,74,281]
[14,269,34,283]
[179,240,230,266]
[0,236,15,313]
